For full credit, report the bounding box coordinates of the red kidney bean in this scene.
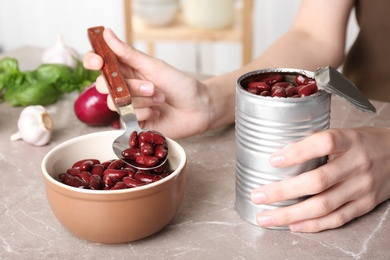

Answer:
[261,74,283,85]
[101,160,114,169]
[72,159,100,168]
[123,176,144,188]
[135,155,159,167]
[140,143,154,156]
[246,86,259,95]
[154,144,167,159]
[80,160,94,172]
[152,163,167,175]
[67,167,81,177]
[138,131,166,145]
[285,85,297,97]
[138,131,154,144]
[107,159,126,170]
[103,169,128,181]
[80,171,92,183]
[247,82,270,93]
[260,90,271,96]
[135,172,162,183]
[121,148,141,160]
[122,167,136,179]
[129,131,138,148]
[102,175,117,189]
[273,82,293,88]
[271,87,287,97]
[295,74,315,86]
[110,182,127,190]
[89,175,104,190]
[90,164,104,178]
[138,141,147,148]
[58,173,68,181]
[271,85,281,94]
[153,132,166,145]
[297,82,318,97]
[59,173,89,189]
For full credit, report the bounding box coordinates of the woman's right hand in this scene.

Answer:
[83,28,212,139]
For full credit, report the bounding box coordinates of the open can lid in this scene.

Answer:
[314,66,376,113]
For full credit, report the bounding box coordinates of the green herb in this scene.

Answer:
[0,57,100,106]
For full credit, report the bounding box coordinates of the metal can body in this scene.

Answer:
[235,68,331,228]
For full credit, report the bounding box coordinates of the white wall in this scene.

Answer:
[0,0,126,57]
[0,0,358,75]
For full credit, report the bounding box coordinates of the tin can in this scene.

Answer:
[235,68,331,228]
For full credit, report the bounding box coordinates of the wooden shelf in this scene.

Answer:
[132,12,242,42]
[123,0,253,65]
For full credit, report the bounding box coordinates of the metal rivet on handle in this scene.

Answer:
[117,86,123,92]
[111,72,118,77]
[94,29,101,33]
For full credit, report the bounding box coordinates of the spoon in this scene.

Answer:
[87,26,168,170]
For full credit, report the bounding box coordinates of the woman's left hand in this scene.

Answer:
[251,127,390,232]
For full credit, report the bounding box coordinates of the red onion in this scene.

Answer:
[74,83,120,127]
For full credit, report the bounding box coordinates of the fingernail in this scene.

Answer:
[269,155,285,166]
[251,191,266,204]
[139,83,154,95]
[257,215,275,227]
[289,222,304,232]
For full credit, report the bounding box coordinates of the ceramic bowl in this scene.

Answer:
[41,130,186,244]
[132,0,179,27]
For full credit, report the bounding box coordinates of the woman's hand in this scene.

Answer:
[251,127,390,232]
[83,28,212,139]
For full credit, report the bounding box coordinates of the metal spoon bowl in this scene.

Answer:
[88,26,168,170]
[113,105,168,171]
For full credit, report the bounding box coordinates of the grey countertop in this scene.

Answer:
[1,47,389,260]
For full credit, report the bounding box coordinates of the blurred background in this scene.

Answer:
[0,0,358,75]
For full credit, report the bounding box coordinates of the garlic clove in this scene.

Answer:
[11,105,53,146]
[42,34,79,68]
[10,132,22,142]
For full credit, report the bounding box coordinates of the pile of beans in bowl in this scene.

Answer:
[245,73,318,98]
[58,130,171,190]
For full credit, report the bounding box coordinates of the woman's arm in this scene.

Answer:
[205,0,355,131]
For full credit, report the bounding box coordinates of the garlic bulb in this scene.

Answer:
[42,34,79,68]
[10,105,53,146]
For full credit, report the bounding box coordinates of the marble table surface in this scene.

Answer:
[0,47,389,260]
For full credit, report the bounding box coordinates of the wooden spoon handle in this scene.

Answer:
[87,26,131,107]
